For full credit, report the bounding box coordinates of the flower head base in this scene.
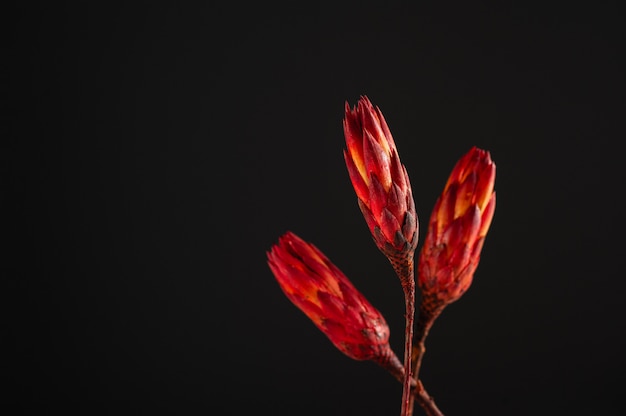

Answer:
[418,146,496,305]
[343,96,418,264]
[267,231,400,364]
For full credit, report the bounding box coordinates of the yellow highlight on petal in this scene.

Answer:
[351,148,370,186]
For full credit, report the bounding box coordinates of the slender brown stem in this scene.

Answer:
[400,279,415,416]
[387,254,416,416]
[406,296,445,416]
[373,344,410,386]
[375,350,442,416]
[413,379,444,416]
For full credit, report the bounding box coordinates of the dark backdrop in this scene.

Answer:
[7,2,625,415]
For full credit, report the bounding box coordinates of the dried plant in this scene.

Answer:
[267,96,496,416]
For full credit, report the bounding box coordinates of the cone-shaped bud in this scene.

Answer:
[267,231,402,372]
[343,96,418,263]
[418,146,496,305]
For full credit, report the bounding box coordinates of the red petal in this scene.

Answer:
[478,192,496,238]
[461,205,482,245]
[317,291,349,322]
[344,149,370,204]
[402,210,418,243]
[272,261,319,299]
[343,102,366,182]
[474,162,496,211]
[417,248,438,289]
[363,129,391,190]
[392,230,408,251]
[440,215,464,250]
[357,199,379,240]
[435,184,457,239]
[471,237,486,261]
[434,264,455,292]
[292,297,325,326]
[389,153,406,194]
[380,207,402,243]
[368,173,388,221]
[454,171,477,218]
[337,280,364,310]
[448,242,471,276]
[322,320,368,359]
[374,105,397,154]
[360,100,392,156]
[386,182,407,222]
[444,154,468,192]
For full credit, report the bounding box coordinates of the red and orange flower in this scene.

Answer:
[418,146,496,305]
[267,231,403,376]
[343,96,418,263]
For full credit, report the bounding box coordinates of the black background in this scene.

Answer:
[7,2,626,415]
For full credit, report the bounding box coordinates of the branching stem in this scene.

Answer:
[406,298,445,416]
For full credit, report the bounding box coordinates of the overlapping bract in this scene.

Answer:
[343,96,418,259]
[418,146,496,304]
[267,231,396,362]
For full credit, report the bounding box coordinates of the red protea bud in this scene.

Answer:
[418,146,496,305]
[267,231,403,376]
[343,96,418,265]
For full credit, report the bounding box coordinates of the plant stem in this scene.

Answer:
[388,256,416,416]
[412,379,444,416]
[375,351,442,416]
[400,278,415,416]
[406,296,445,416]
[373,344,410,386]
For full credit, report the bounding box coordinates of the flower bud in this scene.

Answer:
[343,96,418,263]
[417,146,496,305]
[267,231,401,369]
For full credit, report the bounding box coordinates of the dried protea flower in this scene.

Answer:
[267,231,403,378]
[343,96,418,270]
[343,96,419,414]
[418,146,496,306]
